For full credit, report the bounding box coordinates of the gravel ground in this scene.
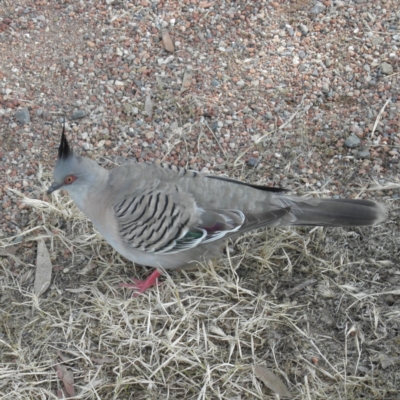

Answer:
[1,0,400,399]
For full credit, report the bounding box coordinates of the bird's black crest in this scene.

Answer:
[58,122,72,160]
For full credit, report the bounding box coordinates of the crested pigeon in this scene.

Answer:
[48,127,387,294]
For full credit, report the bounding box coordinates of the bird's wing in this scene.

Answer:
[113,179,248,255]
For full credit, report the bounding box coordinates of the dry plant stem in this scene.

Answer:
[370,98,391,139]
[203,120,227,157]
[234,96,305,166]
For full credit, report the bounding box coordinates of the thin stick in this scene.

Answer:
[234,95,305,166]
[203,120,227,157]
[370,98,391,139]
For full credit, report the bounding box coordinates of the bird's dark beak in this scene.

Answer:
[47,182,62,195]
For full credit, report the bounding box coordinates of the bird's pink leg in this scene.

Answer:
[119,269,162,296]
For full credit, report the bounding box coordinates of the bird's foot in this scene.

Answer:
[119,269,162,297]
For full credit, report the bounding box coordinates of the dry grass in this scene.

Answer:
[1,169,399,399]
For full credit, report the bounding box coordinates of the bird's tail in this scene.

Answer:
[278,196,387,227]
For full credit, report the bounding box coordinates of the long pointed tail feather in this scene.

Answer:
[280,197,387,227]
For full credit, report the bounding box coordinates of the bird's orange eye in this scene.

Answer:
[64,175,77,185]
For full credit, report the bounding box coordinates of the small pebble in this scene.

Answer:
[310,2,326,14]
[380,62,393,75]
[15,108,30,124]
[344,135,361,148]
[71,110,87,120]
[247,158,259,168]
[356,150,371,159]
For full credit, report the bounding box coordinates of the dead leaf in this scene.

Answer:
[380,354,400,369]
[209,325,227,337]
[181,67,193,93]
[55,364,75,397]
[0,245,18,256]
[19,269,34,284]
[254,365,291,397]
[57,351,72,363]
[199,1,214,8]
[162,29,174,53]
[34,239,52,296]
[90,356,114,364]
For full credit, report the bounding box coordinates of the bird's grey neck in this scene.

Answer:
[69,165,110,219]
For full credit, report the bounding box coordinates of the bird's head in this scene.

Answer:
[47,125,98,197]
